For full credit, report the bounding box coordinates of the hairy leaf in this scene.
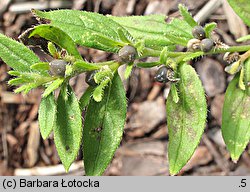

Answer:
[237,35,250,43]
[32,10,133,53]
[183,52,203,61]
[73,60,101,72]
[222,59,250,161]
[42,78,64,98]
[38,93,56,139]
[124,64,133,79]
[166,62,207,175]
[178,4,197,28]
[83,72,127,175]
[204,22,217,38]
[0,33,40,72]
[8,77,30,86]
[170,84,179,103]
[29,25,81,59]
[110,14,175,50]
[166,18,193,39]
[136,61,160,68]
[54,85,83,171]
[245,58,250,96]
[79,86,94,110]
[228,0,250,27]
[30,62,49,71]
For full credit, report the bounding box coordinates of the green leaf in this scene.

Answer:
[183,52,203,61]
[124,64,133,79]
[170,83,179,103]
[92,78,110,102]
[79,86,94,110]
[165,33,189,46]
[29,25,81,59]
[204,22,217,38]
[110,15,176,51]
[237,35,250,42]
[117,27,133,44]
[0,33,40,72]
[74,61,101,72]
[245,58,250,96]
[222,74,250,161]
[47,42,58,57]
[54,85,83,171]
[14,82,39,94]
[30,62,49,71]
[239,66,246,90]
[225,60,241,75]
[159,47,169,64]
[166,62,207,175]
[165,18,193,39]
[8,77,30,86]
[42,78,64,98]
[38,93,56,139]
[32,10,132,53]
[228,0,250,27]
[83,72,127,175]
[136,61,160,68]
[178,4,197,28]
[8,71,21,76]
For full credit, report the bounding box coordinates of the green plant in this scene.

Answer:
[0,2,250,176]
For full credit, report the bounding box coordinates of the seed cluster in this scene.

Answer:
[188,26,214,52]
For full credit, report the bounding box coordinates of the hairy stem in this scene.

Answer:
[211,45,250,54]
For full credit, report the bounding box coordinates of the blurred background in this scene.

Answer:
[0,0,250,176]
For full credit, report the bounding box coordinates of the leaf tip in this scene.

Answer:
[169,167,179,176]
[231,154,240,163]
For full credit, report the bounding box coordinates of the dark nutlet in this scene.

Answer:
[192,26,206,40]
[200,38,214,52]
[49,59,67,76]
[118,45,137,63]
[154,66,169,83]
[85,71,98,86]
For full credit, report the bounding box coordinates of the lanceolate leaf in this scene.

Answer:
[79,86,94,110]
[32,10,133,53]
[178,4,197,28]
[54,85,83,171]
[0,33,40,72]
[110,15,175,50]
[237,35,250,43]
[204,22,217,38]
[42,78,64,98]
[166,62,207,175]
[29,25,81,59]
[228,0,250,27]
[38,93,56,139]
[74,61,101,72]
[245,58,250,96]
[222,64,250,161]
[83,72,127,175]
[166,18,193,39]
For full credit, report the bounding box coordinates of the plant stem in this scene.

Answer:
[141,44,250,58]
[211,45,250,54]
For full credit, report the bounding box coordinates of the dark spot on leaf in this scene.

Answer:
[65,145,70,152]
[94,127,102,133]
[165,17,173,23]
